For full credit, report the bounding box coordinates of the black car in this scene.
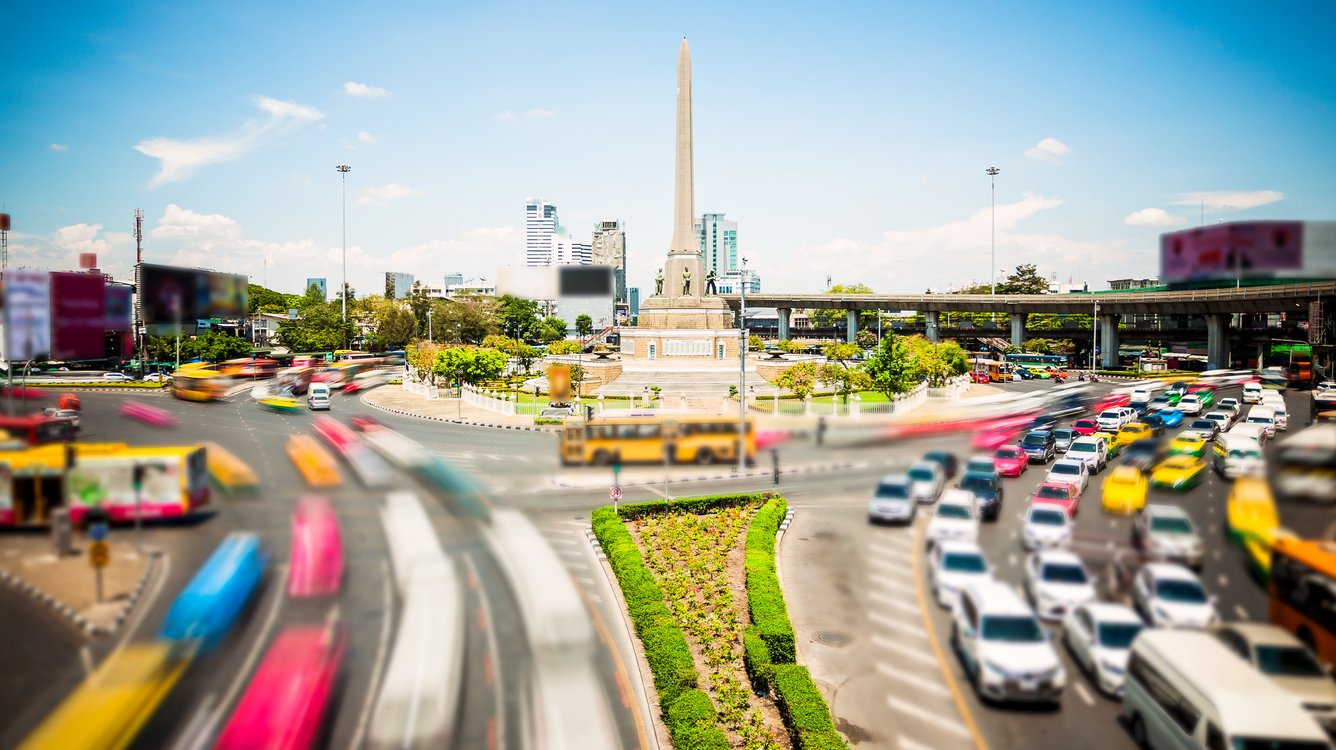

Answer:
[1030,414,1058,432]
[1186,418,1220,440]
[959,471,1004,521]
[1020,430,1056,464]
[1014,367,1035,380]
[1139,413,1167,437]
[921,451,958,480]
[1122,438,1164,471]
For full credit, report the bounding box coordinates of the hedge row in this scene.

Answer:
[613,491,777,521]
[591,505,728,748]
[744,496,796,664]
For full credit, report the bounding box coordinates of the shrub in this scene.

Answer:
[745,496,796,664]
[667,688,715,727]
[671,724,730,750]
[773,665,836,736]
[743,626,774,694]
[797,730,851,750]
[614,492,776,521]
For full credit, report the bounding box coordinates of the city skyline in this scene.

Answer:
[3,2,1334,299]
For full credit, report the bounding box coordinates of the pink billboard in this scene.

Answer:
[1160,221,1304,283]
[50,272,106,360]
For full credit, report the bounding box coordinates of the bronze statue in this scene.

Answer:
[655,268,664,296]
[705,269,717,295]
[682,267,691,296]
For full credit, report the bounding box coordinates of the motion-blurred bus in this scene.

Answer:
[969,357,1010,383]
[1004,352,1067,378]
[1271,537,1336,668]
[218,358,278,378]
[171,364,228,401]
[1275,424,1336,503]
[560,413,755,466]
[65,445,210,523]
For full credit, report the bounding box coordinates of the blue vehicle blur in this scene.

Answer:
[1157,408,1185,428]
[958,471,1004,522]
[160,533,266,651]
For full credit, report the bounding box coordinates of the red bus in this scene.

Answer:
[0,415,75,446]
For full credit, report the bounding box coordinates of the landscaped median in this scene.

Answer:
[592,492,845,750]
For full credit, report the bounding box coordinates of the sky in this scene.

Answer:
[3,1,1335,299]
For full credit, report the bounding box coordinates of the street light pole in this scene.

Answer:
[987,166,1000,295]
[738,257,749,474]
[427,307,433,342]
[336,165,351,345]
[1091,300,1100,372]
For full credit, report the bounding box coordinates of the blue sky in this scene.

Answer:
[3,1,1334,297]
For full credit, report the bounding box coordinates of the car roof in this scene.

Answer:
[923,451,952,461]
[1033,548,1083,566]
[908,461,938,471]
[939,489,976,506]
[1050,458,1082,468]
[937,540,984,556]
[1217,622,1304,648]
[1109,465,1141,478]
[1081,602,1142,624]
[1142,561,1197,580]
[1070,435,1101,445]
[878,473,910,484]
[964,580,1033,615]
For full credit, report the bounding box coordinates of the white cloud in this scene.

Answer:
[48,143,69,152]
[387,226,521,284]
[1122,208,1187,227]
[357,131,377,144]
[132,96,324,187]
[1024,137,1071,162]
[6,224,134,280]
[1170,190,1283,211]
[493,110,515,122]
[343,81,389,98]
[358,183,423,206]
[524,108,555,119]
[150,204,242,241]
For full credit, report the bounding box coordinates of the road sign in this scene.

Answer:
[610,486,623,501]
[89,540,110,568]
[89,521,108,542]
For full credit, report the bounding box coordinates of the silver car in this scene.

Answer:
[1213,623,1336,734]
[868,474,917,524]
[1132,504,1203,570]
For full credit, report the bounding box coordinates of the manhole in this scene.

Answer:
[816,631,851,646]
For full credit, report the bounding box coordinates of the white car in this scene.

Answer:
[42,407,80,429]
[1043,459,1089,498]
[868,474,917,524]
[1096,409,1126,432]
[1132,563,1218,629]
[101,372,132,382]
[1177,394,1202,415]
[1065,437,1107,475]
[1218,398,1242,423]
[925,490,980,547]
[928,540,993,610]
[1023,549,1097,622]
[1243,382,1264,404]
[1202,411,1231,433]
[906,460,945,504]
[1062,602,1143,696]
[1245,406,1277,439]
[1260,393,1289,431]
[951,580,1065,706]
[1021,503,1072,550]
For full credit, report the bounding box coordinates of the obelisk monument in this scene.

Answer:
[634,38,734,342]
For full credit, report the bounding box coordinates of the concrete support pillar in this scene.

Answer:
[1009,312,1027,350]
[1207,314,1231,370]
[846,309,858,344]
[1099,314,1120,369]
[777,307,791,341]
[925,311,941,343]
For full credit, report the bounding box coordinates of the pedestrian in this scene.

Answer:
[817,415,826,447]
[771,448,780,485]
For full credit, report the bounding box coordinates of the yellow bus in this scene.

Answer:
[171,364,227,402]
[19,644,190,750]
[560,413,755,466]
[1270,537,1336,668]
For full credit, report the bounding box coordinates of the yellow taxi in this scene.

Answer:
[1149,454,1207,491]
[1167,431,1208,458]
[1091,431,1122,458]
[1112,422,1154,449]
[1101,465,1147,515]
[258,394,303,414]
[1226,475,1291,580]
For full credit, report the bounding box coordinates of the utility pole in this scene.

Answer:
[336,165,351,347]
[134,209,144,373]
[1091,300,1100,372]
[738,257,749,474]
[987,166,1000,296]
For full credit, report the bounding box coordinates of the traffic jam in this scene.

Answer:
[868,373,1336,749]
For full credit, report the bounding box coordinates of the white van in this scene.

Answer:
[1261,394,1290,431]
[1213,433,1264,478]
[1242,382,1264,404]
[1123,630,1330,750]
[1245,405,1277,439]
[308,383,331,410]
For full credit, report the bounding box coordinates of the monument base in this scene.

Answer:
[636,292,734,330]
[617,326,741,361]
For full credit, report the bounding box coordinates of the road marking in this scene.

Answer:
[466,553,507,750]
[574,574,598,587]
[202,564,289,746]
[876,662,950,697]
[897,735,944,750]
[868,610,930,640]
[548,536,579,546]
[113,550,171,657]
[887,696,972,739]
[1007,553,1018,567]
[870,593,922,617]
[870,576,916,595]
[873,635,938,666]
[1074,682,1096,706]
[1218,575,1228,588]
[80,645,93,676]
[349,558,395,750]
[1234,605,1250,621]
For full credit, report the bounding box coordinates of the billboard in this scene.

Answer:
[140,264,248,324]
[4,270,52,361]
[558,266,613,297]
[1160,221,1336,283]
[50,272,107,360]
[104,285,132,330]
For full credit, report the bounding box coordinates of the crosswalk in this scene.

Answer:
[862,521,975,750]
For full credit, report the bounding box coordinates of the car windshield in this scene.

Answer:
[1053,429,1075,440]
[960,475,994,493]
[1036,485,1070,500]
[1228,449,1261,460]
[1041,563,1087,584]
[1254,645,1325,678]
[1098,622,1143,649]
[1029,509,1066,526]
[967,460,992,473]
[908,467,934,482]
[936,504,972,520]
[1154,579,1206,603]
[1149,516,1193,534]
[1099,411,1119,420]
[1190,421,1215,430]
[943,553,987,573]
[875,483,909,499]
[1022,434,1048,447]
[1051,463,1079,476]
[995,448,1020,459]
[981,615,1045,643]
[1068,442,1094,453]
[1247,416,1272,424]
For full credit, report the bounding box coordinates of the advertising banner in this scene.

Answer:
[4,270,52,361]
[1161,221,1304,283]
[50,272,106,360]
[548,364,571,405]
[140,264,248,324]
[104,285,132,330]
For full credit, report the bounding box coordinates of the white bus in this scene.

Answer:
[1276,424,1336,503]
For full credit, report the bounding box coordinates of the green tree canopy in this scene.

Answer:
[997,264,1050,295]
[820,363,871,404]
[575,314,594,338]
[434,346,508,386]
[774,361,820,399]
[809,283,877,329]
[275,303,350,352]
[864,334,916,397]
[497,295,541,341]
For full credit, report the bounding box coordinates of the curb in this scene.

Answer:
[550,460,862,489]
[359,394,561,433]
[0,548,163,636]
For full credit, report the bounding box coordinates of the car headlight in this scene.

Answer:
[982,660,1008,680]
[1100,660,1125,676]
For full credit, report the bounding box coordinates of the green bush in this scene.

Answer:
[533,416,564,425]
[614,491,777,520]
[671,724,730,750]
[745,496,796,664]
[798,730,851,750]
[667,688,715,727]
[743,626,774,694]
[773,665,836,736]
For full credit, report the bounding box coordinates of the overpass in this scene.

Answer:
[719,280,1336,369]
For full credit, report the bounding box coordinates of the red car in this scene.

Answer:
[1092,394,1130,413]
[1072,417,1100,436]
[993,445,1028,477]
[1030,482,1079,516]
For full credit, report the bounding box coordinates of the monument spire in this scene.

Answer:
[668,37,696,257]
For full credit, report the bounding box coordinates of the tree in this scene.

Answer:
[809,283,877,329]
[248,284,288,314]
[407,282,432,334]
[513,342,539,374]
[181,331,254,362]
[777,339,805,354]
[434,346,508,387]
[373,305,416,349]
[536,316,567,343]
[568,362,587,397]
[547,340,581,355]
[301,282,326,309]
[997,264,1050,295]
[575,314,594,339]
[432,295,500,344]
[822,341,862,368]
[936,340,971,376]
[406,340,442,384]
[856,329,878,350]
[497,295,541,341]
[275,302,350,352]
[820,363,871,405]
[774,361,820,399]
[748,334,764,351]
[864,333,916,397]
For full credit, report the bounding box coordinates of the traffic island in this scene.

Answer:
[592,492,847,749]
[0,537,156,635]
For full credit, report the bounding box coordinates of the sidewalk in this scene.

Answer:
[0,535,153,634]
[361,385,556,430]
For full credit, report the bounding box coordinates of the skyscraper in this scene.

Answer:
[304,277,327,300]
[384,272,414,300]
[592,219,627,304]
[695,213,737,278]
[551,226,591,266]
[525,198,559,267]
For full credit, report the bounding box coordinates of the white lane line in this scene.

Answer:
[886,696,971,739]
[1234,605,1250,621]
[870,577,916,596]
[1074,682,1096,706]
[80,645,94,676]
[868,610,929,640]
[114,551,171,655]
[201,565,289,746]
[897,735,946,750]
[1007,553,1019,567]
[349,558,396,750]
[547,536,579,546]
[1218,575,1228,588]
[172,692,219,750]
[873,595,922,617]
[573,575,598,587]
[872,635,938,666]
[876,662,950,697]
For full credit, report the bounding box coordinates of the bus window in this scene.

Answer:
[1271,540,1336,666]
